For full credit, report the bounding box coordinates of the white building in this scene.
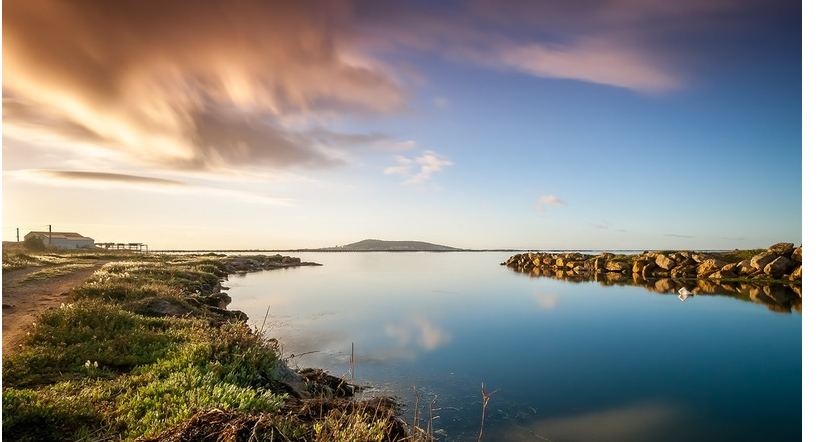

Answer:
[24,231,95,249]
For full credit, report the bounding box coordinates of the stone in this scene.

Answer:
[670,265,697,278]
[768,242,795,256]
[605,261,631,272]
[655,254,676,270]
[697,259,727,277]
[736,260,756,276]
[790,265,802,281]
[633,259,651,274]
[763,256,794,279]
[750,251,777,271]
[708,269,737,279]
[721,263,737,272]
[791,246,802,263]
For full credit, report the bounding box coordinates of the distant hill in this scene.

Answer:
[327,239,462,251]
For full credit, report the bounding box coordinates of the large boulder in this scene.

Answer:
[736,260,757,276]
[750,251,777,271]
[763,256,794,279]
[768,242,795,257]
[697,259,727,277]
[633,259,652,274]
[655,254,677,270]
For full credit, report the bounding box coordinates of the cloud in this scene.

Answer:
[384,150,453,184]
[41,171,191,187]
[497,40,679,93]
[535,195,566,211]
[9,169,294,206]
[664,233,695,238]
[2,0,410,173]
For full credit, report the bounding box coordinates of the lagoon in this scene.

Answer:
[224,252,801,442]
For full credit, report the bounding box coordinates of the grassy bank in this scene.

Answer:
[2,250,418,441]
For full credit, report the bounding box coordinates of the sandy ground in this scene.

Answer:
[2,262,110,359]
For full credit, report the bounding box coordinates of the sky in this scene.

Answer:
[1,0,805,251]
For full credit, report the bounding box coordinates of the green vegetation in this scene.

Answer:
[21,263,97,282]
[2,251,419,441]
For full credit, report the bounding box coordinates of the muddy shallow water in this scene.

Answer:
[225,251,801,442]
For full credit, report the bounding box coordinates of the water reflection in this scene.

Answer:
[385,315,452,353]
[509,266,802,314]
[489,401,681,442]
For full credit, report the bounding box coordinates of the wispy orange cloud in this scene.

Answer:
[3,0,409,173]
[9,169,294,206]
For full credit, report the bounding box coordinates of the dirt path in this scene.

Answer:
[2,262,110,359]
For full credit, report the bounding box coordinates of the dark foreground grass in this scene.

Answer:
[3,252,420,442]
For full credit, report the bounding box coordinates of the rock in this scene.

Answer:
[708,269,737,279]
[791,246,802,263]
[790,265,802,281]
[605,261,631,272]
[203,292,232,309]
[763,256,794,279]
[655,254,677,270]
[138,298,196,317]
[633,259,651,274]
[670,265,697,278]
[768,242,795,257]
[750,251,777,271]
[273,363,310,399]
[697,259,727,277]
[736,260,757,276]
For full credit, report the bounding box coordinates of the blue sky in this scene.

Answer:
[2,0,804,250]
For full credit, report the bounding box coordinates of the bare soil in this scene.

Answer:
[2,262,110,359]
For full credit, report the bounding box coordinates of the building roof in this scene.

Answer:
[26,231,94,241]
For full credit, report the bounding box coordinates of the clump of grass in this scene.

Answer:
[719,249,766,263]
[2,300,184,386]
[2,380,118,442]
[22,263,96,282]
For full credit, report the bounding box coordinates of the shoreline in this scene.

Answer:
[1,250,416,441]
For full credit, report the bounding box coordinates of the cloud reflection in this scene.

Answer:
[385,315,452,355]
[534,290,561,310]
[495,401,681,442]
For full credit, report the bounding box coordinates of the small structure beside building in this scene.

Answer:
[25,231,95,249]
[97,242,148,252]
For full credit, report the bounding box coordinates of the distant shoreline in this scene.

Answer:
[152,248,730,254]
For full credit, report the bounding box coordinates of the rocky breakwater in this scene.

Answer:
[221,254,322,274]
[504,243,802,313]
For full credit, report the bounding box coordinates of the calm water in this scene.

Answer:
[224,252,802,442]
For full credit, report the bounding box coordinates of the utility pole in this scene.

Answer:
[49,224,52,247]
[17,228,20,242]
